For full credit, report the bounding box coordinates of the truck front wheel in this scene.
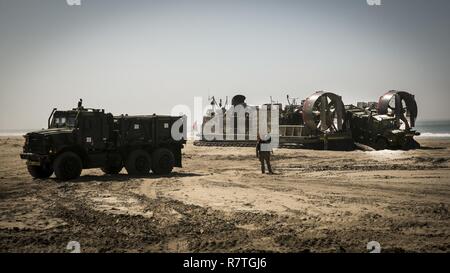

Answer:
[53,152,82,181]
[125,150,151,175]
[151,148,175,175]
[27,164,53,179]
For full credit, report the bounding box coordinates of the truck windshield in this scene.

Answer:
[51,112,77,128]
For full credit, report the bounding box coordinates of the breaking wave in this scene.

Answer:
[417,132,450,138]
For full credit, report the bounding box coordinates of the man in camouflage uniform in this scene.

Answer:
[256,134,274,174]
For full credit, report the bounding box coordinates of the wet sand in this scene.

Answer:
[0,136,449,252]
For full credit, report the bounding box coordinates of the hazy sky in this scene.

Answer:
[1,0,449,130]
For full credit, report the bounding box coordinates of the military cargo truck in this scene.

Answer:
[20,100,186,180]
[345,90,420,150]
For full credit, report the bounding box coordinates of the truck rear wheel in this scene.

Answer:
[102,154,123,175]
[101,165,123,175]
[125,150,151,175]
[151,148,175,175]
[27,164,53,179]
[53,152,82,181]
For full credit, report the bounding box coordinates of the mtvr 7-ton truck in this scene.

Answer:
[20,100,186,181]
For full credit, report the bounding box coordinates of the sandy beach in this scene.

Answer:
[0,136,449,253]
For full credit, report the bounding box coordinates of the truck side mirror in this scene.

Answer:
[48,108,57,128]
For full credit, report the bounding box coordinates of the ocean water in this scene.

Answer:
[1,120,450,137]
[415,120,450,138]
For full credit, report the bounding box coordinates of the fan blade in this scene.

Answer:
[336,102,343,131]
[320,95,328,131]
[394,94,402,117]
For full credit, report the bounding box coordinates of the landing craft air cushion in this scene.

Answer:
[194,90,420,151]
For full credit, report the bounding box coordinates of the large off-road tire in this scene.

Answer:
[151,148,175,175]
[102,154,123,175]
[27,164,53,179]
[125,150,151,175]
[53,152,82,181]
[373,138,388,151]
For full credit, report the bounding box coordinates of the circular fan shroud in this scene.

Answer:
[303,91,346,132]
[377,90,418,127]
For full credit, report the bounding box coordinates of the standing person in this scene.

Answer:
[399,107,411,130]
[256,134,274,174]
